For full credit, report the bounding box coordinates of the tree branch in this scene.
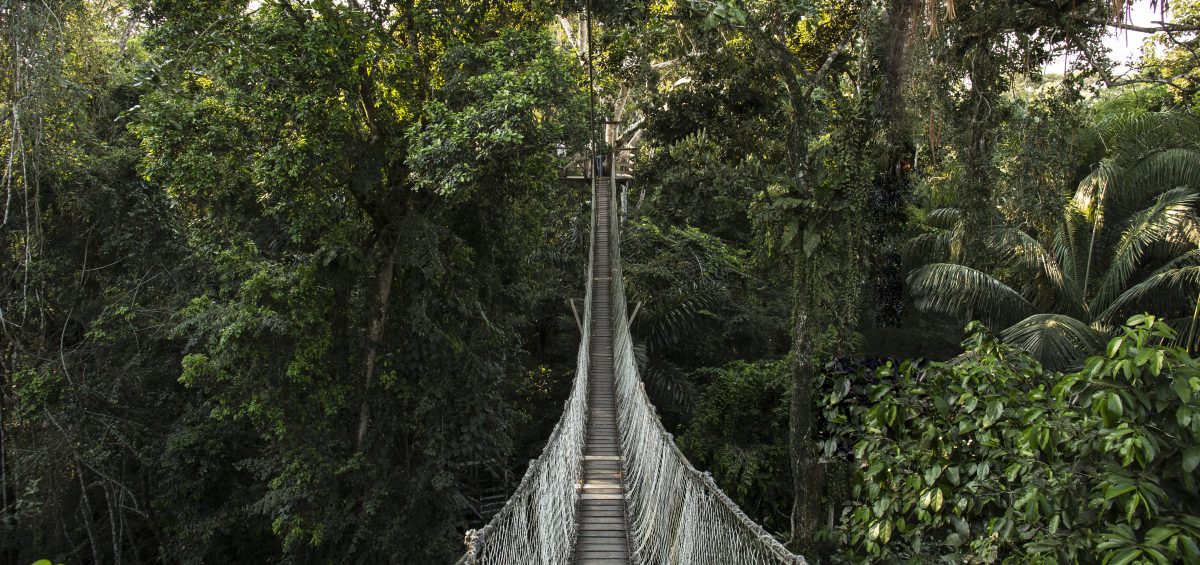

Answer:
[617,117,644,145]
[802,15,864,98]
[1072,16,1200,34]
[1162,24,1200,69]
[1066,31,1115,88]
[558,16,586,64]
[1111,76,1191,93]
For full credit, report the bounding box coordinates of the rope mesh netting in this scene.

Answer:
[604,177,805,565]
[456,176,805,564]
[453,178,598,564]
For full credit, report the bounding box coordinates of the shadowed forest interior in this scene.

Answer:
[3,0,1200,562]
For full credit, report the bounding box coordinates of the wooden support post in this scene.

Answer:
[629,301,643,326]
[569,298,583,332]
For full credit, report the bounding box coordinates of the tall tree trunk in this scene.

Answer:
[789,280,819,551]
[783,61,818,550]
[355,244,398,451]
[869,0,916,327]
[957,43,1002,263]
[0,347,17,565]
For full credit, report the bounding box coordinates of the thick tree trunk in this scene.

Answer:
[789,286,819,551]
[355,244,398,451]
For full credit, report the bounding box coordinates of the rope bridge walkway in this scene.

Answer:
[456,175,806,564]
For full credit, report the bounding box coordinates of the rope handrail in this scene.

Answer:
[454,173,806,564]
[604,174,807,565]
[453,175,599,565]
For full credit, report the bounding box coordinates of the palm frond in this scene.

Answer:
[1106,148,1200,213]
[925,207,964,230]
[992,227,1084,317]
[1160,315,1200,352]
[1072,158,1120,225]
[1095,260,1200,326]
[1000,313,1109,370]
[1084,111,1200,219]
[639,357,697,416]
[902,229,960,267]
[1090,187,1200,313]
[904,207,965,268]
[1105,111,1200,167]
[907,263,1034,329]
[1056,212,1089,288]
[640,279,729,352]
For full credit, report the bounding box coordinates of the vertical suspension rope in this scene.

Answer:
[586,0,597,190]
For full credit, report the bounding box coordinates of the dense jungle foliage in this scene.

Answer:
[3,0,1200,562]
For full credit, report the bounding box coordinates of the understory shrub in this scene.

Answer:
[823,316,1200,564]
[678,359,792,532]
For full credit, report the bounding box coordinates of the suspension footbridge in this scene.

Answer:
[454,173,806,564]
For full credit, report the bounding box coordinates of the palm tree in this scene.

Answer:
[907,111,1200,369]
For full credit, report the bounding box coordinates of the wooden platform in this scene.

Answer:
[573,179,631,564]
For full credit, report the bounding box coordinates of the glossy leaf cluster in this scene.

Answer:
[824,316,1200,563]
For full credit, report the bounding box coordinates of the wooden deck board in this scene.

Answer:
[573,178,631,565]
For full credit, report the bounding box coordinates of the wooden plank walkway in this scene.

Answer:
[574,178,631,564]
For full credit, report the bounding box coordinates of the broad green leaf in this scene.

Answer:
[1125,492,1142,522]
[878,520,892,544]
[1108,337,1125,358]
[1145,525,1176,544]
[1142,547,1169,565]
[945,466,961,486]
[867,519,889,542]
[872,496,891,517]
[934,395,950,418]
[919,488,933,509]
[781,220,798,247]
[1104,393,1124,426]
[1173,377,1193,403]
[832,377,851,403]
[1015,487,1039,508]
[1184,446,1200,473]
[1135,347,1154,366]
[1108,547,1141,565]
[1104,484,1136,500]
[923,465,943,486]
[802,222,820,257]
[986,400,1004,422]
[1151,349,1165,375]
